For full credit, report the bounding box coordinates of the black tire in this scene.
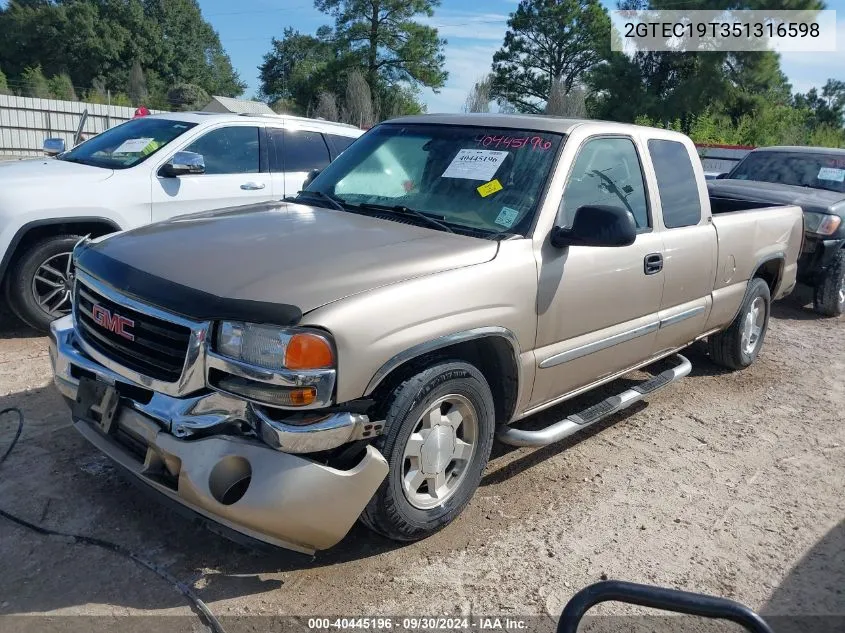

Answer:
[361,360,495,542]
[813,250,845,317]
[708,277,771,370]
[5,234,80,332]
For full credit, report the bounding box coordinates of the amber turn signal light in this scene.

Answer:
[284,333,334,370]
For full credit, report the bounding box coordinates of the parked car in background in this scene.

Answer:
[50,115,803,554]
[709,145,845,316]
[0,112,362,330]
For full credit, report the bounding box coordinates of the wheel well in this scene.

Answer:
[370,336,520,425]
[752,258,783,294]
[1,219,120,284]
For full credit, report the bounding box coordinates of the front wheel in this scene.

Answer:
[813,250,845,317]
[708,277,771,370]
[361,361,495,542]
[5,234,80,331]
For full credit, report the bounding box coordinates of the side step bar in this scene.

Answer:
[497,354,692,447]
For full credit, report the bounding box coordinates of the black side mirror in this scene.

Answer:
[551,205,637,248]
[559,581,774,633]
[303,169,321,188]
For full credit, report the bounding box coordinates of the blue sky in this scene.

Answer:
[202,0,844,111]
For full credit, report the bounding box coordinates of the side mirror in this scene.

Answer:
[160,151,205,177]
[43,138,66,156]
[550,205,637,248]
[303,169,321,188]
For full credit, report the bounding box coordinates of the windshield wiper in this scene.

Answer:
[353,202,455,234]
[284,190,346,212]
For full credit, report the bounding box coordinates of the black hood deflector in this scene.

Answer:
[75,245,302,326]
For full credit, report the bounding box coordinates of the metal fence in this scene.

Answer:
[0,94,164,159]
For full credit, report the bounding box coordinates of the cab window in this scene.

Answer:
[558,137,650,230]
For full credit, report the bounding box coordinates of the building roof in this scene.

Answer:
[203,95,276,115]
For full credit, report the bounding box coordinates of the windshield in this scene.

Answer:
[305,123,564,236]
[59,117,197,170]
[728,150,845,194]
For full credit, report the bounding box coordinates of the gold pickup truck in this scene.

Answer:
[49,114,804,554]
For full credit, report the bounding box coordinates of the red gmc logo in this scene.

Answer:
[92,304,135,341]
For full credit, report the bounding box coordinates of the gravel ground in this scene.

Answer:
[0,288,842,632]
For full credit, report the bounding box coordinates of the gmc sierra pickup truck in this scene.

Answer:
[709,145,845,316]
[49,115,804,554]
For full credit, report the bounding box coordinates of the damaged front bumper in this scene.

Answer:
[49,315,388,554]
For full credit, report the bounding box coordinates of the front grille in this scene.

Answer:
[74,280,191,383]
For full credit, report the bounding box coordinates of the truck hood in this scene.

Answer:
[709,179,845,216]
[75,201,499,322]
[0,156,114,183]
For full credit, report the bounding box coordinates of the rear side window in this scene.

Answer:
[326,133,357,157]
[270,129,331,173]
[647,139,702,228]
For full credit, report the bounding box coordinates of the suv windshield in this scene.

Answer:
[305,123,564,236]
[59,117,197,170]
[728,150,845,194]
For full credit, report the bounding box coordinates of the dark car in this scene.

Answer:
[709,145,845,316]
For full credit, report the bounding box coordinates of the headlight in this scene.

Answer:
[216,322,335,371]
[804,212,842,236]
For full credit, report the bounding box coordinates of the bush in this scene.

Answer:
[47,73,77,101]
[0,66,8,95]
[20,65,51,99]
[167,83,210,111]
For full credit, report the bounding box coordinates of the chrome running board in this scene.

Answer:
[497,354,692,447]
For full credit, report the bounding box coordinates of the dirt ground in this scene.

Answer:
[0,288,842,631]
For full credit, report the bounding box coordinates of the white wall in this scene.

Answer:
[0,94,164,159]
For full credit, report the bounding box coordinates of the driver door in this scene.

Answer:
[531,135,665,407]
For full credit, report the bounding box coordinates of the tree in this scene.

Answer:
[343,69,374,127]
[20,65,51,98]
[464,75,492,113]
[0,0,245,107]
[167,83,210,111]
[491,0,611,114]
[258,27,335,114]
[47,73,77,101]
[128,60,148,106]
[314,0,448,92]
[313,91,340,121]
[0,66,9,95]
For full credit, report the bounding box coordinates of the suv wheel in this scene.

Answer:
[5,235,80,332]
[708,277,771,370]
[813,250,845,317]
[361,361,495,542]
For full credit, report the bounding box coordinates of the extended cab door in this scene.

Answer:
[531,134,666,408]
[151,123,273,222]
[645,137,718,354]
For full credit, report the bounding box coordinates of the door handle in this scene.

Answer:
[644,253,663,275]
[240,182,266,190]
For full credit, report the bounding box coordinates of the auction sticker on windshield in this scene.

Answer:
[818,167,845,182]
[113,138,155,154]
[442,149,509,181]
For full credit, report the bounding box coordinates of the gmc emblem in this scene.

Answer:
[92,304,135,341]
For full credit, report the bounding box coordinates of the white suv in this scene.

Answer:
[0,112,363,330]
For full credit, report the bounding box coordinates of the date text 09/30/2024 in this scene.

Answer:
[307,617,529,631]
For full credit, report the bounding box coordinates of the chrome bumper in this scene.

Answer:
[49,315,389,553]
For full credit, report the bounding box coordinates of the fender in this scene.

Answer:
[0,216,122,283]
[363,326,522,397]
[749,251,785,295]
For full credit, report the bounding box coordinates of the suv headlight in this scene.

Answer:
[216,322,335,371]
[804,212,842,236]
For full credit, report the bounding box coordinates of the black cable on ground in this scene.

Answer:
[0,406,226,633]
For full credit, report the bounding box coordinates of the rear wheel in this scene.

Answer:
[5,235,80,331]
[361,361,495,542]
[708,277,771,370]
[813,250,845,317]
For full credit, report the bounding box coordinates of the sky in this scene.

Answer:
[96,0,845,109]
